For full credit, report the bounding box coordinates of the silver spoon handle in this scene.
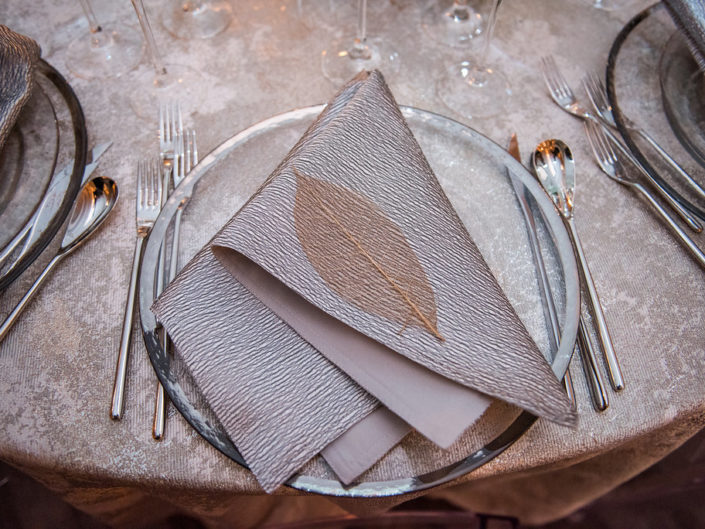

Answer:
[567,218,624,391]
[602,125,702,233]
[111,236,146,420]
[634,183,705,269]
[635,129,705,201]
[577,317,609,411]
[0,254,63,343]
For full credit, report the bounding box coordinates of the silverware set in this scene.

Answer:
[536,54,705,410]
[531,139,615,411]
[110,103,198,439]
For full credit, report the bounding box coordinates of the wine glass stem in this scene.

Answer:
[477,0,502,69]
[131,0,167,76]
[78,0,101,33]
[350,0,370,60]
[451,0,471,21]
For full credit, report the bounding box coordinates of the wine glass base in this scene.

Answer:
[129,63,201,120]
[591,0,637,11]
[321,36,400,85]
[65,24,144,80]
[437,61,510,120]
[421,2,484,48]
[162,1,233,40]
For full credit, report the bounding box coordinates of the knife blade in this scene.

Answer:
[0,142,112,271]
[507,134,578,409]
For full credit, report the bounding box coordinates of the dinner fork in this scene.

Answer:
[153,129,198,440]
[151,103,183,439]
[540,56,702,233]
[582,72,705,201]
[584,120,705,269]
[111,159,163,420]
[156,103,182,292]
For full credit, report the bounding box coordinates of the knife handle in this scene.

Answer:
[577,317,609,411]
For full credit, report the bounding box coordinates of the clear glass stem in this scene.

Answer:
[350,0,370,60]
[451,0,470,21]
[477,0,502,69]
[78,0,101,33]
[131,0,167,76]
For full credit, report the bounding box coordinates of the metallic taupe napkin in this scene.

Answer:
[663,0,705,70]
[153,246,378,493]
[154,70,575,493]
[210,70,575,426]
[0,25,40,152]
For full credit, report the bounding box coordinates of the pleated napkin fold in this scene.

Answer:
[153,70,575,493]
[0,25,40,152]
[663,0,705,70]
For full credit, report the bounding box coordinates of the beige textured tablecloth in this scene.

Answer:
[1,0,704,527]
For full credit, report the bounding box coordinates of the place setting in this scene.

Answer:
[2,0,705,518]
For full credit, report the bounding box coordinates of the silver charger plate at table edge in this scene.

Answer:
[138,105,580,497]
[0,59,87,291]
[606,2,705,222]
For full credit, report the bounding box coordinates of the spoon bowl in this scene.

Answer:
[532,139,575,219]
[60,177,118,255]
[0,177,118,342]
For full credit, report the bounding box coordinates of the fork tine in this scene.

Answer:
[137,160,144,209]
[177,103,183,136]
[159,104,165,146]
[155,159,163,206]
[191,130,198,166]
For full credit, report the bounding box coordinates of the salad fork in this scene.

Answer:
[540,55,702,233]
[112,159,162,420]
[584,120,705,269]
[153,129,198,440]
[582,72,705,201]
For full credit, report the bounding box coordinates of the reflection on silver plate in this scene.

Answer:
[660,30,705,168]
[0,60,87,290]
[606,2,705,221]
[139,105,580,496]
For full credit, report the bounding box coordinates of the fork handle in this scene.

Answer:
[111,236,146,420]
[635,129,705,201]
[603,126,702,233]
[567,218,624,391]
[634,183,705,269]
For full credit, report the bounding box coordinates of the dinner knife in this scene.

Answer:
[507,134,579,409]
[0,142,112,272]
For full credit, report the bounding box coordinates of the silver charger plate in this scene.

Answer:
[606,2,705,222]
[660,29,705,168]
[139,105,580,497]
[0,59,87,290]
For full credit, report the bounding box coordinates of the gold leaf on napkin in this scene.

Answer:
[293,168,444,341]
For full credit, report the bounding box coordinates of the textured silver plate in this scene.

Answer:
[139,105,580,497]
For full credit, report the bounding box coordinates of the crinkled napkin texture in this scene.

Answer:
[663,0,705,70]
[0,25,40,152]
[153,70,575,493]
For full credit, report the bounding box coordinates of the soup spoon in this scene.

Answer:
[532,139,623,393]
[0,177,118,342]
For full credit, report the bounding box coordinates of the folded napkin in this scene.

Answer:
[663,0,705,71]
[0,25,40,152]
[154,70,575,492]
